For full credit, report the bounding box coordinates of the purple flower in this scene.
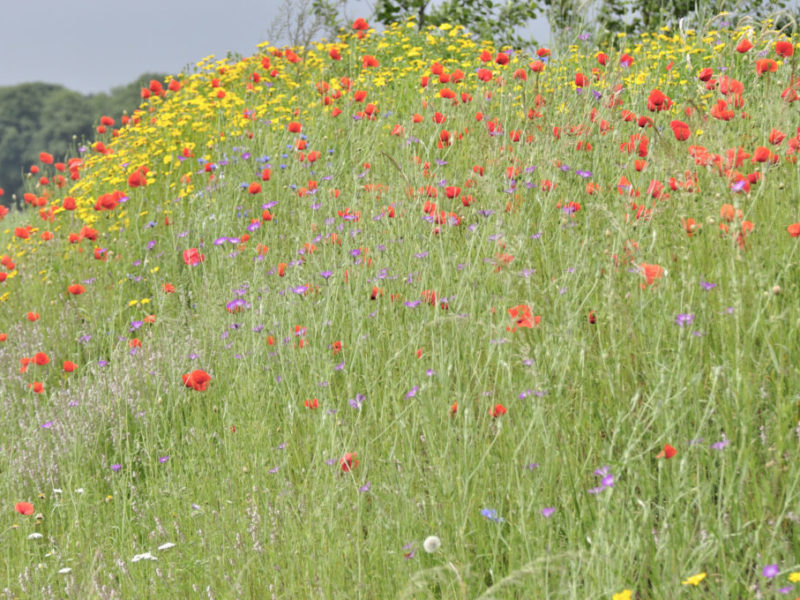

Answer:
[710,437,730,450]
[292,285,308,295]
[480,508,504,522]
[406,386,419,398]
[541,507,556,518]
[110,464,122,472]
[320,270,333,280]
[359,482,371,493]
[159,456,170,463]
[762,564,780,578]
[675,313,695,326]
[700,280,716,291]
[40,421,54,429]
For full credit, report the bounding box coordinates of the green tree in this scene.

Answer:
[0,74,165,209]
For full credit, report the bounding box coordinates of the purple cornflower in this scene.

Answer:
[675,313,695,326]
[406,386,419,398]
[480,508,505,523]
[110,464,122,472]
[541,507,556,518]
[700,281,716,291]
[762,564,780,578]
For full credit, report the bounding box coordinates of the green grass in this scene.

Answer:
[1,18,800,599]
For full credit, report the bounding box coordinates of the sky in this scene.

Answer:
[0,0,550,95]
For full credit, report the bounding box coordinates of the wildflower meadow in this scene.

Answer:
[3,15,800,598]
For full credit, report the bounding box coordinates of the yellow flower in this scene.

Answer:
[788,572,800,582]
[682,572,706,586]
[612,590,632,600]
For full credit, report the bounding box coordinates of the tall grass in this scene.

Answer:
[2,17,800,599]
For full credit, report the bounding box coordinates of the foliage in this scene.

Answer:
[2,16,800,598]
[0,74,165,207]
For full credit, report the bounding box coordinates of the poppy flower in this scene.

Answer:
[26,312,40,322]
[183,248,204,266]
[507,304,541,331]
[162,282,176,293]
[352,18,368,30]
[736,38,753,53]
[304,398,319,409]
[248,182,261,194]
[34,352,50,366]
[15,501,34,515]
[639,263,664,287]
[182,369,211,391]
[670,120,690,141]
[30,382,44,393]
[329,47,341,60]
[756,59,778,76]
[787,223,800,237]
[340,452,359,472]
[775,40,793,57]
[67,284,85,295]
[0,333,6,342]
[656,444,677,459]
[597,52,608,66]
[63,360,77,373]
[489,404,507,417]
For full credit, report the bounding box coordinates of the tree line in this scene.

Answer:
[0,74,165,208]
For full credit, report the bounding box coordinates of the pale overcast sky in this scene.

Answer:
[0,0,550,95]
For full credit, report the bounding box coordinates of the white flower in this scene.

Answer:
[75,488,85,494]
[52,488,63,494]
[423,535,441,553]
[157,542,176,551]
[131,552,157,562]
[27,532,43,540]
[58,567,72,574]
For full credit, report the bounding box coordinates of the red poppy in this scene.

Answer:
[63,360,77,373]
[352,18,369,30]
[340,452,359,472]
[495,52,509,65]
[0,333,6,342]
[183,248,204,266]
[736,38,753,53]
[776,40,793,57]
[353,90,367,102]
[34,352,50,366]
[769,128,786,145]
[128,168,147,188]
[362,55,379,68]
[787,223,800,237]
[647,89,672,111]
[329,47,341,60]
[182,369,211,391]
[574,72,587,87]
[26,312,39,322]
[597,52,607,66]
[529,60,545,72]
[304,398,319,409]
[162,282,176,293]
[756,59,778,76]
[670,120,690,141]
[656,444,677,459]
[67,284,85,295]
[30,382,44,394]
[489,404,507,418]
[507,304,540,331]
[639,263,664,287]
[15,501,34,515]
[288,121,302,133]
[248,182,261,194]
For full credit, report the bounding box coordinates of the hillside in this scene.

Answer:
[2,18,800,598]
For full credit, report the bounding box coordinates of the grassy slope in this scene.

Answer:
[2,19,800,599]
